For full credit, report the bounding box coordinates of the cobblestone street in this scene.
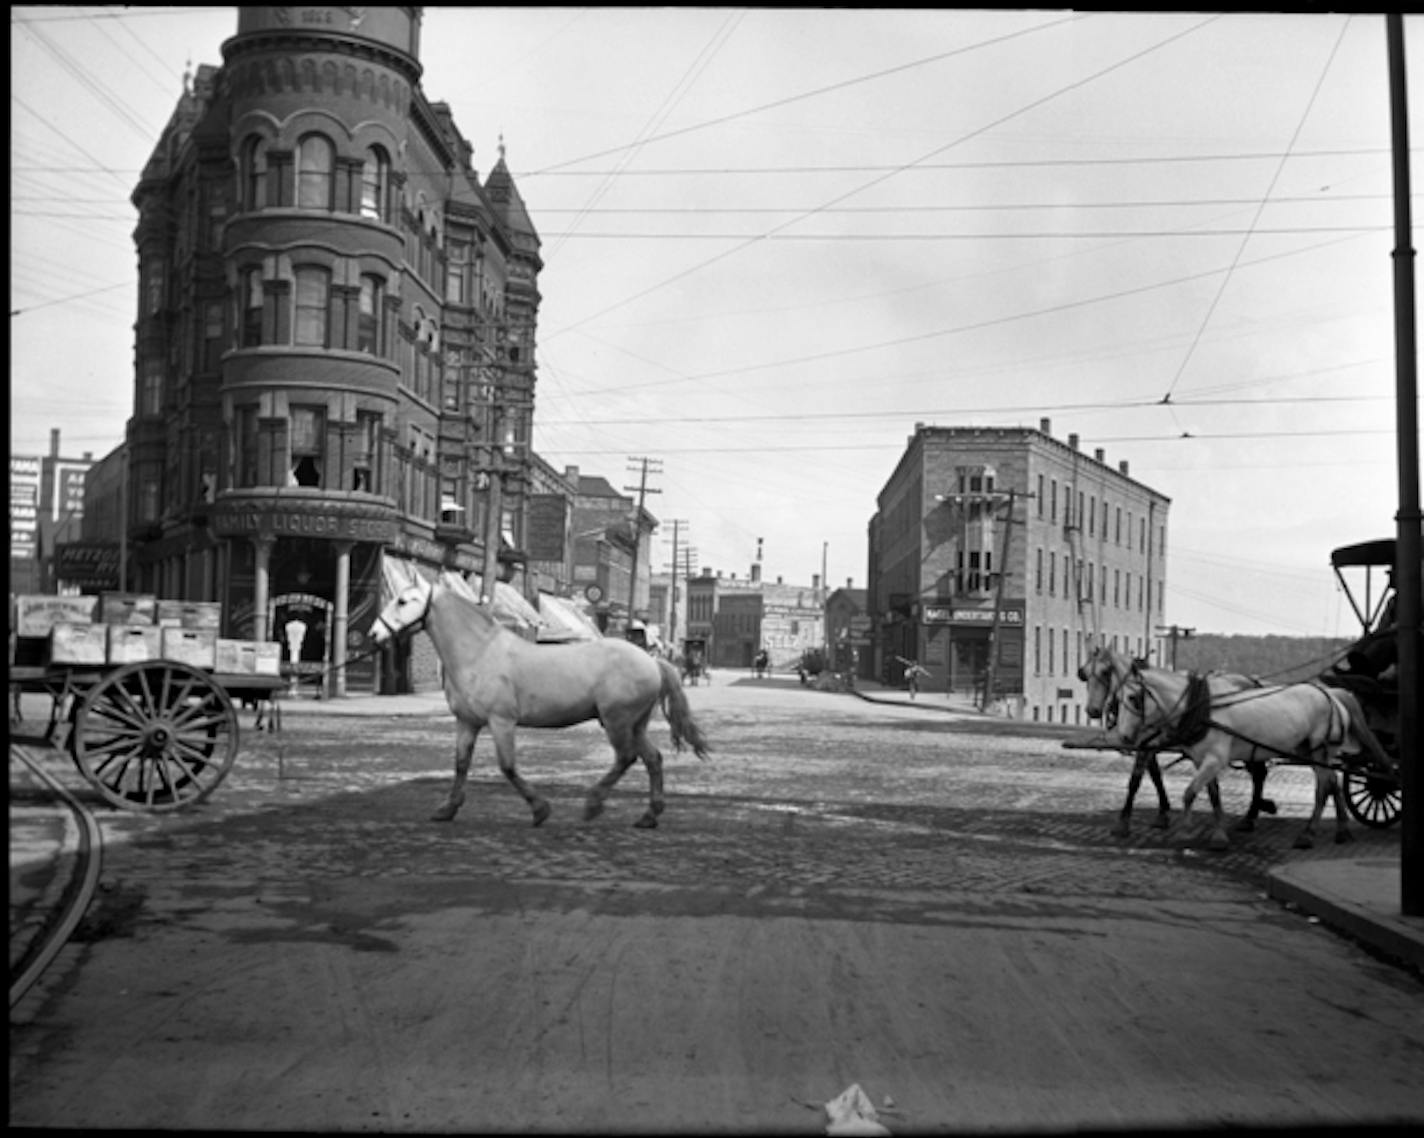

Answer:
[11,676,1420,1133]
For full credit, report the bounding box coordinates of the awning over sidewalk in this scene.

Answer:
[536,592,603,642]
[380,555,544,637]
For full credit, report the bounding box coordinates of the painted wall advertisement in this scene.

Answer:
[10,456,40,560]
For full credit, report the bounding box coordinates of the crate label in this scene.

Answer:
[15,595,99,637]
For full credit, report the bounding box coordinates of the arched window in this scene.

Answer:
[293,266,330,346]
[296,134,335,210]
[239,268,264,347]
[358,274,385,355]
[241,136,266,210]
[360,145,389,221]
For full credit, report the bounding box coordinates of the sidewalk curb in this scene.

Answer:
[1267,859,1424,974]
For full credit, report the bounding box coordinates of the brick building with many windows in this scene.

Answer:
[867,420,1170,723]
[116,6,544,694]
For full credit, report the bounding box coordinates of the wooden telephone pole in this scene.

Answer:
[664,518,688,648]
[623,456,662,626]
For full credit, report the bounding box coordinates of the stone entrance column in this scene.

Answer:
[332,540,353,698]
[253,535,274,641]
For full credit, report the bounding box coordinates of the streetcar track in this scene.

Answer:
[9,744,103,1010]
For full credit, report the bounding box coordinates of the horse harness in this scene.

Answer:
[1122,665,1348,769]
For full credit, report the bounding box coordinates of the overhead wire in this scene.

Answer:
[542,13,1227,343]
[1159,15,1353,410]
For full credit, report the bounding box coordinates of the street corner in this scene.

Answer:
[1268,858,1424,975]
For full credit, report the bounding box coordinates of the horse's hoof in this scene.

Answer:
[583,798,604,822]
[1111,822,1131,838]
[1234,818,1256,833]
[1293,834,1315,850]
[430,805,458,823]
[634,813,658,829]
[1152,813,1171,831]
[1260,799,1278,816]
[1208,833,1230,852]
[1335,830,1356,845]
[532,801,552,827]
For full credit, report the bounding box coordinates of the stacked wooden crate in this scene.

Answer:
[10,593,275,674]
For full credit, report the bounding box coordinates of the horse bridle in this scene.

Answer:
[1080,653,1133,729]
[372,584,433,641]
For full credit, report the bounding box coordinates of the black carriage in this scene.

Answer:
[9,603,286,813]
[681,638,707,686]
[1318,537,1408,829]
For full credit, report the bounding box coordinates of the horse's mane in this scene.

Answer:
[433,576,502,628]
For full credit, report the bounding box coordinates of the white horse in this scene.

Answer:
[1075,645,1276,838]
[1112,658,1389,851]
[370,573,710,828]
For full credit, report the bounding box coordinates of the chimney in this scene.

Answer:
[1039,418,1051,436]
[777,576,784,585]
[812,573,821,591]
[1068,433,1079,450]
[1094,448,1105,462]
[750,563,762,584]
[1119,460,1130,476]
[564,464,579,483]
[846,577,853,587]
[50,428,60,457]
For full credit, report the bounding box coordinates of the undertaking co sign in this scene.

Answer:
[923,603,1024,628]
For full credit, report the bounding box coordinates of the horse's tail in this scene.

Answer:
[656,657,711,760]
[1328,686,1396,773]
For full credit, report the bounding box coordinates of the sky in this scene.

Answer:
[10,7,1421,639]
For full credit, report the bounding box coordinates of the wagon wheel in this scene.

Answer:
[71,660,238,812]
[1342,767,1403,829]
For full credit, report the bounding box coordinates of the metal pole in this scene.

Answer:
[1387,12,1423,916]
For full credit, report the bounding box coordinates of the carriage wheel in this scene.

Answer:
[1342,767,1403,829]
[71,661,239,812]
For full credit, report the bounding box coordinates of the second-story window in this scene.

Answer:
[289,407,325,487]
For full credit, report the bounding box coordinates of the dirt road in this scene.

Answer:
[10,678,1423,1132]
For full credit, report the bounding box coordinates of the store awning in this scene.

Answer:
[537,592,603,643]
[380,556,543,637]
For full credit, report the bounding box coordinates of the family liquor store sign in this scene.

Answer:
[211,503,398,543]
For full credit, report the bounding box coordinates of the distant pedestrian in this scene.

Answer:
[898,656,930,699]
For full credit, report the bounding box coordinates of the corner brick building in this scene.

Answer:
[868,421,1170,723]
[120,6,542,694]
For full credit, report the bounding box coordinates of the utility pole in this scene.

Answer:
[477,320,532,605]
[663,519,688,649]
[1155,624,1194,669]
[623,456,662,627]
[1387,11,1421,916]
[983,488,1031,712]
